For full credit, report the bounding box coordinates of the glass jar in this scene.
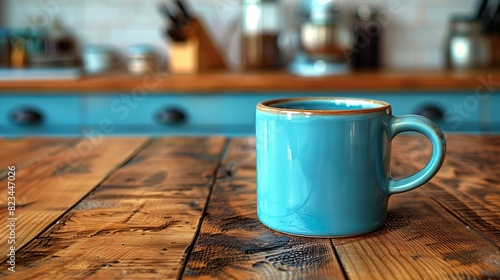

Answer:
[446,16,490,70]
[127,45,158,74]
[242,0,281,70]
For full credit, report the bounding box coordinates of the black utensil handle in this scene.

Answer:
[175,0,191,20]
[10,108,44,126]
[476,0,489,19]
[492,2,500,32]
[167,28,187,42]
[155,108,187,125]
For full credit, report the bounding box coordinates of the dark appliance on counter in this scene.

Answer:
[479,0,500,67]
[350,5,381,70]
[0,28,9,67]
[446,0,500,70]
[28,19,80,68]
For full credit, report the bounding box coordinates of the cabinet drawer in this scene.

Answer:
[86,94,227,126]
[0,95,82,136]
[488,94,500,132]
[348,91,483,132]
[84,94,289,135]
[84,92,485,135]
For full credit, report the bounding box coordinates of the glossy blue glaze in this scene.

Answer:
[256,98,446,237]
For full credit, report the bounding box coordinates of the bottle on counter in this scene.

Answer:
[242,0,281,70]
[350,5,381,70]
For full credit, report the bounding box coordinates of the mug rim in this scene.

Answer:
[257,97,391,115]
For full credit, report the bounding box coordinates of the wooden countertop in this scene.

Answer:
[0,70,498,93]
[0,135,499,279]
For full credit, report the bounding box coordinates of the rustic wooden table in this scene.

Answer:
[0,135,498,279]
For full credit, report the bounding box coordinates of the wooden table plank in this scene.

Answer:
[0,137,226,279]
[0,138,77,178]
[0,137,149,270]
[333,191,500,279]
[183,138,346,279]
[392,135,500,246]
[0,135,497,279]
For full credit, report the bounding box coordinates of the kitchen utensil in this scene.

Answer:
[476,0,489,19]
[166,18,227,73]
[158,0,193,42]
[158,2,182,28]
[166,29,187,42]
[256,97,446,237]
[159,1,226,73]
[174,0,192,26]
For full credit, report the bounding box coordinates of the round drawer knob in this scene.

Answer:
[10,108,44,126]
[415,105,444,122]
[155,108,186,125]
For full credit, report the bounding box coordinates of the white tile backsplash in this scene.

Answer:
[0,0,477,70]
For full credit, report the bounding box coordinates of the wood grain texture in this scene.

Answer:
[183,138,346,280]
[0,70,495,93]
[0,135,498,279]
[0,138,149,270]
[392,135,500,246]
[0,137,226,279]
[333,192,500,279]
[0,138,77,178]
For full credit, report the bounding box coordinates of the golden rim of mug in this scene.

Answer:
[257,97,392,115]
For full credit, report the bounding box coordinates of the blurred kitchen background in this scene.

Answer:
[1,0,498,71]
[0,0,499,137]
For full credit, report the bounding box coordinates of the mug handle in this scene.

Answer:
[386,115,446,195]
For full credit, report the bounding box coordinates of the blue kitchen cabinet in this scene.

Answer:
[349,91,485,133]
[0,91,495,137]
[0,95,82,137]
[489,93,500,132]
[83,91,486,135]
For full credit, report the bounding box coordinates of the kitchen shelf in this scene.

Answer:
[0,70,498,93]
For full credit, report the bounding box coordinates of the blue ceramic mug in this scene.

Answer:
[256,97,446,237]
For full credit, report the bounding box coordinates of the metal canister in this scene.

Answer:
[446,16,490,70]
[127,45,158,74]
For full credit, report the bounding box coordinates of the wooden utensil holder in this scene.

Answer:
[168,18,227,73]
